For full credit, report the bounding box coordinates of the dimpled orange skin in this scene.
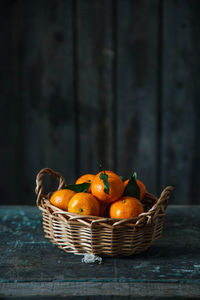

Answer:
[75,174,95,192]
[68,192,100,216]
[91,170,124,203]
[50,189,76,211]
[124,179,146,201]
[109,196,144,219]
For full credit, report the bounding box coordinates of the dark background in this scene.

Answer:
[1,0,200,205]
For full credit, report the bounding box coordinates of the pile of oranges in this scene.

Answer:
[50,170,146,219]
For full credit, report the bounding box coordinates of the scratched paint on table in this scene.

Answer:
[0,206,42,242]
[0,206,200,284]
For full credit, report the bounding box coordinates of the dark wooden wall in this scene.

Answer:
[1,0,200,205]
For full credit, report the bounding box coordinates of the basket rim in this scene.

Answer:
[38,192,164,228]
[38,191,157,221]
[35,168,173,227]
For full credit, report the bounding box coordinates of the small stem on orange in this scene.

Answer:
[133,172,137,180]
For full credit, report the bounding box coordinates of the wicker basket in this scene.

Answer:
[35,168,173,257]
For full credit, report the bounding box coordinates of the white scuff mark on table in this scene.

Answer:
[81,253,102,264]
[153,266,160,272]
[133,261,150,269]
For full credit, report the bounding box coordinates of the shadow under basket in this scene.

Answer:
[35,168,173,257]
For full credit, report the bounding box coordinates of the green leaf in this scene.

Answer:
[99,172,110,194]
[123,172,140,199]
[63,182,90,193]
[119,175,126,182]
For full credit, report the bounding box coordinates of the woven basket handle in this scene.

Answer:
[149,186,173,212]
[135,185,174,226]
[111,186,173,227]
[35,168,66,207]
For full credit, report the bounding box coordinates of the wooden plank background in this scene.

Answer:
[0,0,199,205]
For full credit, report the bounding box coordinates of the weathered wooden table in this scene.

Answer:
[0,206,200,299]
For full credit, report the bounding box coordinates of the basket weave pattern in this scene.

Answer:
[35,168,173,256]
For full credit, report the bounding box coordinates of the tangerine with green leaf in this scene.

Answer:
[75,174,95,192]
[124,173,146,201]
[109,196,144,219]
[91,170,124,203]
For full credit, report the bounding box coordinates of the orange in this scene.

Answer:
[75,174,95,192]
[68,192,100,216]
[50,189,76,211]
[124,178,146,201]
[109,196,144,219]
[91,170,124,203]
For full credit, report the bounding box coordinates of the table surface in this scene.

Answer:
[0,205,200,298]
